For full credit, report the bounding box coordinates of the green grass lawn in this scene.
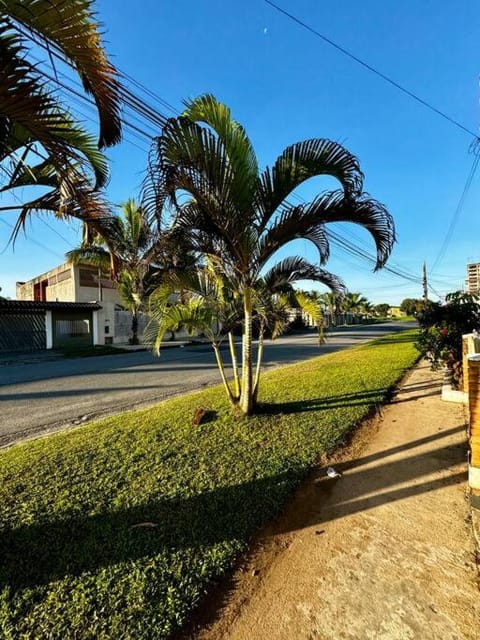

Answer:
[0,330,418,639]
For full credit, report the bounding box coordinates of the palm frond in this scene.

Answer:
[9,181,112,243]
[3,0,121,147]
[0,22,109,188]
[66,245,110,268]
[303,190,396,270]
[145,297,214,355]
[182,94,259,212]
[257,138,364,228]
[257,204,330,267]
[262,256,346,294]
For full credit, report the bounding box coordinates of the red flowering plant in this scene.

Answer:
[416,292,480,388]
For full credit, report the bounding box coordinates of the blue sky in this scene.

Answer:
[1,0,480,304]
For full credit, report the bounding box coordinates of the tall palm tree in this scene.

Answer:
[146,95,396,414]
[0,0,121,235]
[67,200,165,344]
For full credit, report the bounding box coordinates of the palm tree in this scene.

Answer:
[0,1,121,235]
[341,292,370,323]
[67,200,165,345]
[148,259,344,406]
[146,95,396,414]
[319,291,343,326]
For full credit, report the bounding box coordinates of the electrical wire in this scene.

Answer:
[6,16,458,298]
[264,0,479,140]
[430,149,480,274]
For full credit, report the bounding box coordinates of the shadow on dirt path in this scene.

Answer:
[186,362,480,640]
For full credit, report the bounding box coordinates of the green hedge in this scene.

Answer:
[0,330,418,639]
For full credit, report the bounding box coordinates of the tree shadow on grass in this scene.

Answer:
[0,425,466,594]
[257,385,440,415]
[256,391,387,415]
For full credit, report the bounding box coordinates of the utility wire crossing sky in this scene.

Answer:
[1,0,478,305]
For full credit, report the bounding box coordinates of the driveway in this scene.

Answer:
[0,322,414,446]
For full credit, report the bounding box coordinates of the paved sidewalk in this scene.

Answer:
[201,362,480,640]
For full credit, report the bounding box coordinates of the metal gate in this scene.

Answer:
[52,311,93,349]
[0,312,46,352]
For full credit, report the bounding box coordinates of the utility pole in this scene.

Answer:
[422,261,428,303]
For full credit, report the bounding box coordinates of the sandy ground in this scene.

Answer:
[191,362,480,640]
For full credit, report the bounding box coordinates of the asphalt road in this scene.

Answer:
[0,322,415,446]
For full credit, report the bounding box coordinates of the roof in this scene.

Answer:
[0,300,102,313]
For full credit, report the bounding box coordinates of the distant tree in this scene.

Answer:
[375,303,390,317]
[360,299,374,316]
[342,292,368,314]
[319,291,343,325]
[400,298,424,316]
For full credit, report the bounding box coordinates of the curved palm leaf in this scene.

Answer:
[257,138,364,228]
[66,245,110,269]
[0,22,109,187]
[259,190,395,271]
[257,206,330,267]
[9,180,111,242]
[262,256,346,295]
[3,0,121,147]
[182,94,258,213]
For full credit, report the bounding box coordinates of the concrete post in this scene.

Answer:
[45,310,53,349]
[92,310,100,346]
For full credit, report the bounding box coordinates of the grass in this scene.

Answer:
[0,330,419,639]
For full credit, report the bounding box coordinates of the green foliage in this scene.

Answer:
[0,331,418,639]
[400,298,424,316]
[1,1,121,237]
[375,303,390,317]
[67,199,178,344]
[146,94,395,413]
[416,291,480,387]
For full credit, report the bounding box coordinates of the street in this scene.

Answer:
[0,322,414,446]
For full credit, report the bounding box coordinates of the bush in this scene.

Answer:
[415,291,480,388]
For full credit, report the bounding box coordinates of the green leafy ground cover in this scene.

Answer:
[0,330,418,639]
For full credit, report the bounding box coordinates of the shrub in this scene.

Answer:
[416,291,480,388]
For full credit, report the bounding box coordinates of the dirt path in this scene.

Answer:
[196,362,480,640]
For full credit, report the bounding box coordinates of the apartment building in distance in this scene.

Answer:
[466,263,480,294]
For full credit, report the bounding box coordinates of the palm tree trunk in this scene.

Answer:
[317,314,325,346]
[252,325,264,404]
[213,342,235,406]
[240,287,253,414]
[228,331,241,399]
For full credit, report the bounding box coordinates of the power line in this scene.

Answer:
[0,217,63,259]
[5,19,451,295]
[264,0,479,140]
[430,148,480,273]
